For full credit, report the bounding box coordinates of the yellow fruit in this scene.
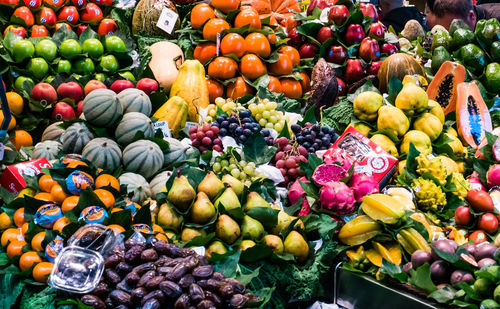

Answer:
[6,92,23,115]
[413,113,443,141]
[400,130,432,155]
[350,122,372,136]
[377,105,410,138]
[427,99,445,124]
[395,83,428,116]
[338,215,382,246]
[353,91,383,122]
[0,212,13,229]
[370,134,398,157]
[0,112,16,131]
[361,194,406,224]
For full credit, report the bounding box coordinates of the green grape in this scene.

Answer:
[240,173,247,180]
[274,122,284,132]
[247,162,256,168]
[243,165,254,175]
[229,157,237,165]
[205,116,213,122]
[231,169,241,178]
[262,110,270,119]
[221,160,229,168]
[213,162,222,172]
[255,113,263,121]
[265,101,275,110]
[209,109,217,117]
[259,119,267,126]
[269,115,277,124]
[265,123,274,129]
[229,164,238,170]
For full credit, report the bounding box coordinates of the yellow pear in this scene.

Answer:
[214,187,241,211]
[263,235,284,254]
[157,202,183,230]
[241,215,264,240]
[197,172,224,200]
[222,174,244,196]
[239,240,256,251]
[190,192,216,224]
[270,210,293,234]
[284,231,309,262]
[244,192,270,211]
[167,174,196,210]
[181,227,206,242]
[205,240,227,260]
[215,214,240,244]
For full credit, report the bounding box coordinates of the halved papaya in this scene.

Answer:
[427,61,466,115]
[457,82,492,148]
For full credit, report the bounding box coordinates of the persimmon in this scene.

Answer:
[208,57,238,80]
[240,54,267,80]
[279,46,300,67]
[245,33,270,58]
[269,53,293,76]
[280,78,302,98]
[234,7,261,30]
[206,78,224,104]
[220,33,246,58]
[226,77,255,100]
[268,76,283,93]
[193,42,217,65]
[190,3,215,29]
[211,0,240,14]
[202,18,230,41]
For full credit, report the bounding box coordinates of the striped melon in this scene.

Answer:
[118,172,152,203]
[150,170,172,198]
[122,140,164,179]
[60,122,95,154]
[82,89,123,127]
[32,140,62,160]
[41,122,64,142]
[82,138,122,171]
[114,112,154,146]
[117,88,152,116]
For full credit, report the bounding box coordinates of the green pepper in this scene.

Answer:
[475,18,500,46]
[492,41,500,62]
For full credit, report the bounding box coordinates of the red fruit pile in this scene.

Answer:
[272,137,308,185]
[189,123,222,154]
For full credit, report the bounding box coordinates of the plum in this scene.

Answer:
[430,260,450,283]
[463,243,476,257]
[402,262,412,274]
[478,258,496,268]
[431,240,457,260]
[475,243,497,261]
[450,270,474,285]
[411,250,432,269]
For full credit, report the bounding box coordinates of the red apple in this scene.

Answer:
[366,61,382,75]
[84,80,107,95]
[36,7,57,27]
[71,0,85,8]
[359,3,378,22]
[288,28,304,47]
[54,23,72,32]
[12,6,35,27]
[97,18,118,36]
[57,81,83,102]
[326,45,347,64]
[369,22,385,39]
[317,26,333,44]
[4,25,26,38]
[359,37,380,61]
[307,0,337,16]
[298,43,317,59]
[76,100,83,117]
[80,3,103,24]
[381,43,397,55]
[91,0,112,6]
[110,79,134,93]
[31,82,58,106]
[52,102,75,121]
[23,0,41,9]
[0,0,19,8]
[31,25,49,37]
[75,25,87,37]
[328,5,349,26]
[345,59,364,83]
[344,24,364,46]
[43,0,67,11]
[336,77,347,96]
[57,6,79,25]
[136,78,159,95]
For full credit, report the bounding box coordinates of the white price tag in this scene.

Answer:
[192,246,206,257]
[154,121,172,138]
[184,122,198,131]
[156,7,179,34]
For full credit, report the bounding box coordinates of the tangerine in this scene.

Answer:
[202,18,230,41]
[61,196,79,213]
[108,224,125,234]
[245,33,270,58]
[52,217,71,233]
[94,189,115,208]
[0,112,16,131]
[66,161,88,169]
[152,224,164,234]
[33,192,54,202]
[1,228,23,247]
[193,42,217,65]
[21,222,29,235]
[155,233,168,242]
[95,174,120,191]
[31,231,45,251]
[6,92,23,115]
[190,3,215,29]
[6,240,27,258]
[19,251,42,271]
[38,174,56,193]
[211,0,240,14]
[50,184,68,204]
[0,212,13,229]
[10,130,33,151]
[32,262,53,283]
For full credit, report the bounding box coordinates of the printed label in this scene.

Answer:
[156,7,178,34]
[154,121,172,138]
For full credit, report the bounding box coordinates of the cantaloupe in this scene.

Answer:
[41,122,64,142]
[115,112,154,146]
[82,89,123,127]
[118,172,152,203]
[32,140,62,160]
[122,140,164,179]
[60,122,95,154]
[82,138,122,171]
[117,88,152,116]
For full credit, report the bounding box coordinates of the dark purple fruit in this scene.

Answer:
[411,250,432,269]
[474,243,497,261]
[450,270,474,285]
[430,260,450,284]
[81,295,105,309]
[431,240,457,260]
[478,258,496,268]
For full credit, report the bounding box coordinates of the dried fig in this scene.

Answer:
[81,295,105,309]
[141,248,159,262]
[192,265,213,279]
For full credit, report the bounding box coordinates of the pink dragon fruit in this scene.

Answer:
[349,173,379,202]
[468,171,487,191]
[487,164,500,188]
[289,177,312,216]
[319,181,355,215]
[323,149,353,171]
[312,164,347,186]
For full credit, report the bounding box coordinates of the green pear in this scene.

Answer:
[215,214,241,244]
[263,234,284,254]
[284,231,309,262]
[198,172,225,200]
[181,227,206,242]
[244,192,270,211]
[167,174,196,210]
[240,239,256,251]
[214,187,241,211]
[205,240,228,260]
[190,192,216,224]
[222,174,244,196]
[241,215,264,240]
[270,210,293,235]
[157,202,183,230]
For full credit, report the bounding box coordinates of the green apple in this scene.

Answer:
[82,38,104,60]
[94,73,107,82]
[104,36,126,53]
[14,76,34,92]
[27,57,49,79]
[118,71,135,81]
[12,40,35,63]
[35,39,57,62]
[45,76,55,84]
[99,54,119,73]
[57,59,72,74]
[72,57,95,75]
[59,39,82,60]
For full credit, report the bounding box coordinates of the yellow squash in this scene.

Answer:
[153,96,188,138]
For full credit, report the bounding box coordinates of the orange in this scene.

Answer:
[279,46,301,67]
[193,42,217,65]
[280,78,303,99]
[39,175,56,193]
[220,33,246,58]
[265,26,277,44]
[1,228,23,247]
[94,189,115,209]
[0,112,16,131]
[52,217,71,233]
[6,240,27,258]
[240,54,267,80]
[110,207,123,214]
[202,18,230,41]
[206,78,224,104]
[268,76,283,93]
[245,33,270,58]
[13,208,25,228]
[297,72,311,93]
[191,3,215,29]
[32,262,53,283]
[21,222,29,235]
[211,0,240,14]
[226,77,255,100]
[155,233,168,242]
[19,251,42,271]
[269,53,293,76]
[50,184,68,204]
[108,224,125,234]
[95,174,120,191]
[6,92,23,115]
[207,57,238,80]
[31,231,45,251]
[152,224,164,234]
[33,192,54,202]
[10,130,33,151]
[61,196,79,213]
[234,7,261,30]
[66,161,88,169]
[0,212,13,229]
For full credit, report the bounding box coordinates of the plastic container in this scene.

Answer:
[67,223,118,257]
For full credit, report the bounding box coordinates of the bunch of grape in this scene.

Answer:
[189,123,223,153]
[248,99,287,133]
[205,98,244,122]
[213,155,257,185]
[212,109,261,144]
[291,123,340,154]
[272,137,308,185]
[261,129,275,146]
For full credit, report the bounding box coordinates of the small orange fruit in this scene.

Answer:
[190,3,215,29]
[33,192,54,202]
[95,174,120,191]
[202,18,230,41]
[155,233,168,242]
[0,212,13,229]
[62,196,79,213]
[0,112,16,131]
[211,0,240,14]
[110,208,123,214]
[6,92,24,115]
[6,240,27,258]
[52,217,71,233]
[152,224,164,234]
[32,262,54,283]
[31,231,46,252]
[19,251,43,271]
[94,189,115,208]
[1,228,23,247]
[66,161,88,169]
[21,222,29,235]
[234,7,261,30]
[10,130,33,151]
[39,175,56,193]
[50,184,68,204]
[13,207,25,228]
[108,224,125,234]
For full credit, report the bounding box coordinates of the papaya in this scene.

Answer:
[427,61,466,115]
[456,82,492,148]
[153,96,188,138]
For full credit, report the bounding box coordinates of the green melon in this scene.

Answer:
[118,172,152,203]
[150,170,172,198]
[163,137,189,166]
[117,88,152,116]
[41,122,64,142]
[32,140,62,160]
[82,89,123,127]
[122,140,164,179]
[114,112,154,146]
[60,122,95,154]
[82,137,122,171]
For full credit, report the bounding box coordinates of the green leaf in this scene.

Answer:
[298,181,319,200]
[52,26,78,46]
[0,274,25,309]
[299,153,324,179]
[408,263,437,293]
[387,75,403,104]
[284,197,302,216]
[133,202,151,226]
[240,244,273,262]
[298,106,317,126]
[3,30,23,54]
[180,232,215,248]
[400,143,420,184]
[428,286,456,304]
[236,265,261,285]
[321,98,354,133]
[243,133,277,165]
[78,27,99,45]
[277,120,290,139]
[432,133,459,160]
[214,250,241,278]
[380,260,409,283]
[347,79,379,103]
[246,207,279,228]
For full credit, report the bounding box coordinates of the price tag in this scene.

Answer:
[184,122,198,131]
[192,246,206,257]
[156,7,179,34]
[154,121,172,138]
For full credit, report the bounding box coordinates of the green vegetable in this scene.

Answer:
[431,46,451,74]
[475,18,500,47]
[321,98,354,133]
[449,19,470,36]
[458,44,487,74]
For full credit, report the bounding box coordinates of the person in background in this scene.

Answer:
[425,0,500,30]
[379,0,427,32]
